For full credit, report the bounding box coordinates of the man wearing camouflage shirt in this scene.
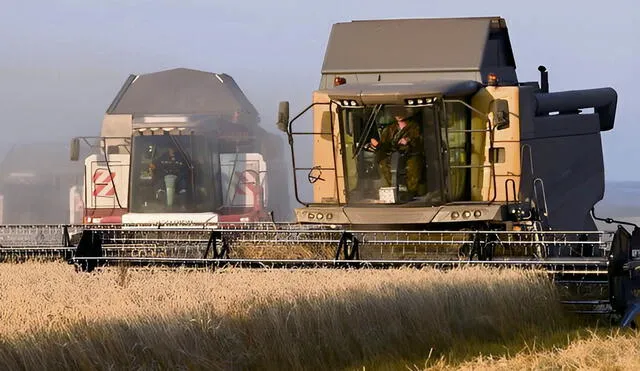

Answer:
[370,107,426,197]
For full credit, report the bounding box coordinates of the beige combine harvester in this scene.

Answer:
[278,17,615,235]
[0,17,639,327]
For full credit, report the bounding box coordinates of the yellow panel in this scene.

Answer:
[470,86,521,202]
[311,92,345,204]
[470,89,492,200]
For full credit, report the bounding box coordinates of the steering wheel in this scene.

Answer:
[307,166,325,184]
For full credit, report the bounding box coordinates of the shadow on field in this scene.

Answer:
[0,270,575,370]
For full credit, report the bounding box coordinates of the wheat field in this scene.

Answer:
[0,262,633,370]
[424,330,640,370]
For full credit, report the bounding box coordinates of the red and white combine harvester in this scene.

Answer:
[70,68,291,226]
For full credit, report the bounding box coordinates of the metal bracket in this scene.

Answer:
[62,226,74,261]
[203,231,229,259]
[335,232,359,260]
[464,232,496,261]
[74,230,103,272]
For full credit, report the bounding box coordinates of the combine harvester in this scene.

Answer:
[1,17,639,326]
[1,68,293,260]
[71,67,292,226]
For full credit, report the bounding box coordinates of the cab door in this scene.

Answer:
[418,102,450,204]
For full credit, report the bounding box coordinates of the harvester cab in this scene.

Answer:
[123,115,268,225]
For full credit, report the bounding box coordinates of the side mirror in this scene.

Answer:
[276,101,290,132]
[70,137,80,161]
[490,99,510,130]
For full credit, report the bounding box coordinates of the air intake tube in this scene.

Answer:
[535,87,617,131]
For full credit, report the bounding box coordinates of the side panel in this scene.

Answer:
[101,114,132,138]
[521,112,604,231]
[69,186,83,224]
[220,153,267,209]
[83,153,130,219]
[470,86,521,202]
[256,129,293,221]
[101,114,132,155]
[311,91,345,204]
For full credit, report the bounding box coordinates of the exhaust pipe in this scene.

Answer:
[538,65,549,93]
[535,87,618,131]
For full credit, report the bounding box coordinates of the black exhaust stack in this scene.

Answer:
[538,65,549,93]
[535,87,618,131]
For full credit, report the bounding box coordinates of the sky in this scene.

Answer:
[0,0,638,180]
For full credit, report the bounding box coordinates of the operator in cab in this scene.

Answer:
[149,144,191,207]
[370,106,426,198]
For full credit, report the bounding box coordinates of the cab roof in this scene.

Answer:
[321,16,517,85]
[106,68,259,122]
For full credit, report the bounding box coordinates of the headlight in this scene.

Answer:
[451,211,460,219]
[462,211,471,219]
[473,210,482,218]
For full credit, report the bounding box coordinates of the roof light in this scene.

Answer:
[349,100,357,106]
[141,116,189,123]
[334,76,347,86]
[405,97,435,105]
[342,100,350,106]
[487,73,499,86]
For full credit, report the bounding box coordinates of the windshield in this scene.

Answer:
[338,101,470,205]
[129,135,220,213]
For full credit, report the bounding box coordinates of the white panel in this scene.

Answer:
[219,153,267,208]
[84,153,130,209]
[69,186,83,224]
